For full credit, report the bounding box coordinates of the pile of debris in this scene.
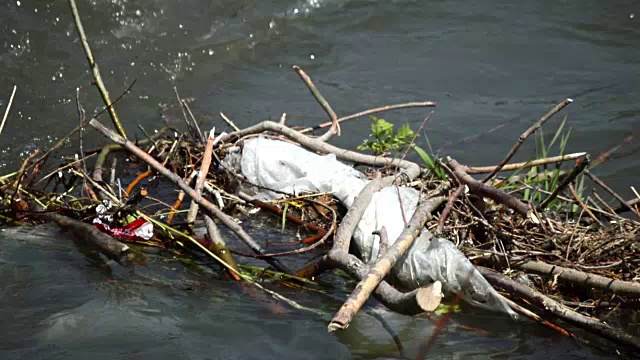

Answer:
[1,4,639,352]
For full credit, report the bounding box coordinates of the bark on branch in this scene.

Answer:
[326,251,442,316]
[447,157,530,216]
[43,212,129,261]
[516,260,640,297]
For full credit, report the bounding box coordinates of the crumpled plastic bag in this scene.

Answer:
[239,136,517,319]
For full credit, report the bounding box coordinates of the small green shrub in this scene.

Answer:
[358,116,447,180]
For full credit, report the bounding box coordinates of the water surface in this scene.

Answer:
[1,0,638,358]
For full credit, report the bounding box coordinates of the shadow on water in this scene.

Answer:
[1,0,639,358]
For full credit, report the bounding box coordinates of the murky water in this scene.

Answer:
[1,0,638,358]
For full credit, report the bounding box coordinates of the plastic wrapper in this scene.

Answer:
[240,137,517,319]
[92,218,154,240]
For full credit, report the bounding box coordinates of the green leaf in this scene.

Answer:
[397,124,415,141]
[434,303,462,316]
[281,203,289,233]
[412,144,433,166]
[371,117,394,138]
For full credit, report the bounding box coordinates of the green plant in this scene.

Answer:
[500,117,586,213]
[358,116,447,180]
[358,116,414,155]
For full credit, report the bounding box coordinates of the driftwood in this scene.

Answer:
[333,174,384,252]
[328,197,445,331]
[326,251,443,316]
[373,227,389,260]
[293,65,340,142]
[300,101,436,135]
[447,157,530,216]
[514,260,640,297]
[464,152,586,175]
[44,212,129,261]
[479,267,640,350]
[68,0,127,139]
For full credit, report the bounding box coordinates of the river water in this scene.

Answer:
[1,0,638,358]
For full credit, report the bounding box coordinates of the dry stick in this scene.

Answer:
[478,267,640,350]
[186,128,240,278]
[183,100,205,144]
[300,101,436,135]
[186,128,215,225]
[293,65,340,141]
[438,185,465,232]
[585,170,640,219]
[465,152,586,175]
[89,119,292,274]
[482,98,573,183]
[569,184,604,227]
[510,260,640,297]
[203,215,241,281]
[326,250,443,316]
[537,156,589,211]
[68,0,127,139]
[373,227,389,261]
[0,85,17,136]
[592,134,634,167]
[591,190,618,218]
[328,198,446,332]
[617,197,640,213]
[447,157,529,216]
[174,87,204,143]
[220,121,422,181]
[219,112,240,132]
[334,175,385,252]
[41,211,129,261]
[500,295,572,337]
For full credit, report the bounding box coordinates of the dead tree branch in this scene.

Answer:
[482,99,573,183]
[89,119,292,274]
[293,65,340,142]
[328,197,446,331]
[68,0,127,139]
[447,157,529,216]
[479,267,640,350]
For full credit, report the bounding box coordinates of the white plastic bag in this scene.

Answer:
[240,137,517,319]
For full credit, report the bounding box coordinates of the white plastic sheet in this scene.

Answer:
[240,137,517,318]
